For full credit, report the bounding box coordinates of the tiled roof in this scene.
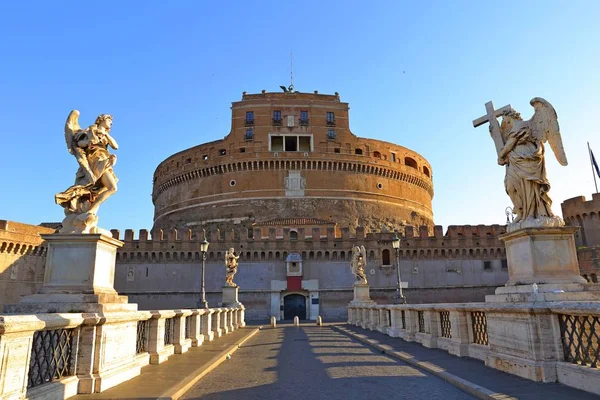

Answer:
[254,218,334,226]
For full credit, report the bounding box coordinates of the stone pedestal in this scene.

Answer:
[4,233,137,313]
[350,283,376,305]
[484,226,600,383]
[501,227,585,286]
[486,227,600,303]
[221,286,241,306]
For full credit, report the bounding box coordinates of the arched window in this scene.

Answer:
[373,151,382,159]
[423,166,430,177]
[355,148,363,155]
[405,157,418,169]
[382,249,390,265]
[290,230,298,240]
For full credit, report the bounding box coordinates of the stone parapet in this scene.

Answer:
[348,300,600,396]
[0,304,245,400]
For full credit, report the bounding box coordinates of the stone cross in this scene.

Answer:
[473,101,512,157]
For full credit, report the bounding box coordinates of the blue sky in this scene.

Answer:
[1,1,599,233]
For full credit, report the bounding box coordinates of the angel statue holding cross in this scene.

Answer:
[473,98,567,232]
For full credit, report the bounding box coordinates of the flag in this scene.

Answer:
[592,148,600,179]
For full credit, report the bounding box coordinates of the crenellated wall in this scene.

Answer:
[562,193,600,248]
[0,220,54,309]
[111,223,509,319]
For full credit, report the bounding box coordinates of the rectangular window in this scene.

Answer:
[245,111,254,125]
[285,136,298,151]
[300,110,309,125]
[271,135,312,152]
[501,259,508,269]
[245,129,254,140]
[334,148,341,153]
[239,147,246,153]
[327,129,335,139]
[483,261,492,270]
[299,136,311,151]
[273,110,281,123]
[271,136,283,151]
[326,112,335,125]
[391,153,396,162]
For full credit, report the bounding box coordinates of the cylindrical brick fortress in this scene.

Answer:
[152,91,434,233]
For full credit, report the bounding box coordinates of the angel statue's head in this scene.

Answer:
[500,109,522,136]
[95,114,113,130]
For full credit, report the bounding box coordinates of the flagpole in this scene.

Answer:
[589,142,599,194]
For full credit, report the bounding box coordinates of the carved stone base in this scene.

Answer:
[221,286,241,306]
[350,284,376,305]
[4,233,136,313]
[500,227,586,286]
[486,283,600,303]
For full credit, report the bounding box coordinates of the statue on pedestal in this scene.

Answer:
[225,248,239,287]
[350,245,368,285]
[474,98,568,232]
[55,110,118,234]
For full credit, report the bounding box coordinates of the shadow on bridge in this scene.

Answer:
[183,324,472,400]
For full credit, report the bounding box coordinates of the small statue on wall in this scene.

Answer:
[55,110,119,234]
[225,248,239,287]
[350,245,368,285]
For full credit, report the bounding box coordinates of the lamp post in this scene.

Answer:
[392,234,406,304]
[199,238,210,309]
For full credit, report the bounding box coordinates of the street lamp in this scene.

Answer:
[199,238,210,309]
[392,234,406,304]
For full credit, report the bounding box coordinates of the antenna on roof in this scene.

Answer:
[290,49,294,92]
[280,51,295,93]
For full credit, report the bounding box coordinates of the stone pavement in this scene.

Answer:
[182,323,475,399]
[338,324,600,400]
[74,326,260,400]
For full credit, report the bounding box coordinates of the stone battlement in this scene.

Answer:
[112,224,506,243]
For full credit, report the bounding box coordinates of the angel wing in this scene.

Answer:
[359,245,367,268]
[64,110,81,154]
[64,110,96,184]
[529,97,568,166]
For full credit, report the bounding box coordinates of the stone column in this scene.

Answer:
[0,316,44,400]
[220,308,229,335]
[201,309,214,342]
[228,309,235,332]
[388,307,405,338]
[148,311,175,364]
[212,309,222,338]
[239,305,246,327]
[189,310,204,347]
[173,310,192,354]
[403,309,418,342]
[447,310,470,357]
[378,307,390,334]
[368,308,379,331]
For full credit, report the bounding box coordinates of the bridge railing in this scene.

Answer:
[348,302,600,395]
[0,306,245,399]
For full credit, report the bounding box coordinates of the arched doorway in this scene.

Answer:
[283,294,306,320]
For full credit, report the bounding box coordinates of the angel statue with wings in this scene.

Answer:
[54,110,119,234]
[481,98,567,232]
[225,248,240,287]
[350,245,368,285]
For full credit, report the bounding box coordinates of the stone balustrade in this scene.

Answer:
[348,302,600,395]
[0,305,245,400]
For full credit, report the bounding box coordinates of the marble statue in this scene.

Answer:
[350,245,368,285]
[474,98,567,232]
[55,110,118,234]
[225,248,239,287]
